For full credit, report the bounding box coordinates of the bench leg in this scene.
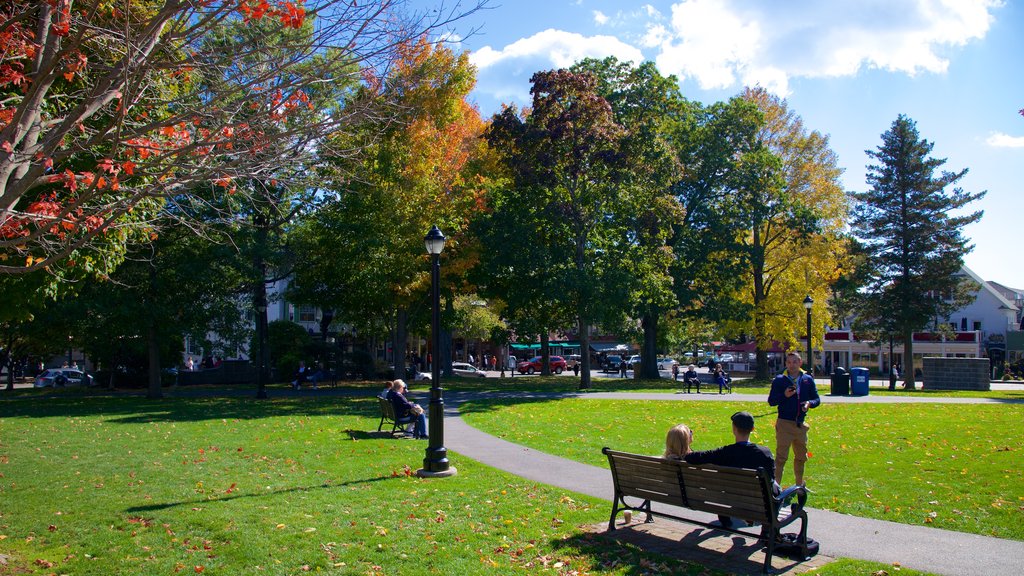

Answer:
[378,416,386,432]
[607,496,621,531]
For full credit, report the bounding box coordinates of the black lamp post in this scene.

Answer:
[803,295,814,374]
[419,226,456,477]
[255,290,268,399]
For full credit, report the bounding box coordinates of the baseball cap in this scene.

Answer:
[731,411,755,431]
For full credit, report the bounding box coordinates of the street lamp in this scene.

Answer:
[255,290,268,399]
[419,226,456,477]
[803,295,814,374]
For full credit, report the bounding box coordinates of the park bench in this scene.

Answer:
[377,396,413,436]
[603,447,810,574]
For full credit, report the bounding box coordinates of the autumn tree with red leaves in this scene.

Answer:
[0,0,483,282]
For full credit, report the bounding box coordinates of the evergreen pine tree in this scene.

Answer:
[851,115,984,389]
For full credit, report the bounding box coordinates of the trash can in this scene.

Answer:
[850,367,870,396]
[830,367,849,396]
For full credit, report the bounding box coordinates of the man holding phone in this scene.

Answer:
[768,352,820,486]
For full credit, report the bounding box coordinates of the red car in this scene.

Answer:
[517,355,566,375]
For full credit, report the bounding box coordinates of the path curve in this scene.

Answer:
[440,391,1024,576]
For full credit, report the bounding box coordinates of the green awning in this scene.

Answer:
[510,343,541,350]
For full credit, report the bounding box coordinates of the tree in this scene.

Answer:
[0,0,482,285]
[669,96,763,353]
[480,69,628,388]
[288,37,489,376]
[851,115,984,389]
[712,88,849,379]
[571,57,685,379]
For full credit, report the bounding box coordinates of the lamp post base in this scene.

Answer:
[416,466,458,478]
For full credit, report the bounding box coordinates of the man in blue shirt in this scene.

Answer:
[768,352,821,486]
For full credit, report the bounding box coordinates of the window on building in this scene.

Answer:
[972,321,982,331]
[298,306,316,322]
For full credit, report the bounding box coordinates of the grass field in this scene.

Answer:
[5,379,1011,574]
[459,396,1024,540]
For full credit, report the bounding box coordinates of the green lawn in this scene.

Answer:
[1,384,989,575]
[459,397,1024,540]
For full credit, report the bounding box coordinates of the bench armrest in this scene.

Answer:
[774,485,808,514]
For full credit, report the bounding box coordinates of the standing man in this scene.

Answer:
[768,352,820,487]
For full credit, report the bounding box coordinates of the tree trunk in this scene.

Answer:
[441,297,453,378]
[540,332,551,375]
[579,317,591,390]
[641,312,660,379]
[755,349,770,380]
[146,321,162,399]
[903,328,916,390]
[146,259,162,399]
[393,308,407,381]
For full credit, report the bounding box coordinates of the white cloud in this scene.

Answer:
[641,24,670,48]
[986,132,1024,148]
[650,0,1001,96]
[469,29,646,110]
[594,10,609,26]
[470,29,645,70]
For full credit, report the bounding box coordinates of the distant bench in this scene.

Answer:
[377,397,412,436]
[603,447,810,574]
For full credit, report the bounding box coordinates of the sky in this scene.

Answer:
[412,0,1024,289]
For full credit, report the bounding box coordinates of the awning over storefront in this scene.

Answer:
[590,342,630,353]
[510,343,540,351]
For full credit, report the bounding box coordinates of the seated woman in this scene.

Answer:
[713,363,731,394]
[663,423,694,460]
[388,380,428,439]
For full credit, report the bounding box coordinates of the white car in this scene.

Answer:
[719,353,736,363]
[656,357,678,370]
[626,355,642,369]
[451,362,487,378]
[34,368,93,387]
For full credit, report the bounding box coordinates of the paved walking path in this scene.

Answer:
[440,391,1024,576]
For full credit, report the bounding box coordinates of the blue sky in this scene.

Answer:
[416,0,1023,288]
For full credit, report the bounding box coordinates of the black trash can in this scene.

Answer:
[830,367,850,396]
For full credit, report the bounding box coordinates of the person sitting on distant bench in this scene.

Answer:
[388,380,428,439]
[684,411,776,528]
[682,364,701,393]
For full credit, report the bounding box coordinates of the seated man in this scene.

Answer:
[387,380,428,439]
[683,411,775,528]
[682,364,701,393]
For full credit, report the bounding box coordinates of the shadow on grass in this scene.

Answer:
[125,473,396,514]
[0,393,385,423]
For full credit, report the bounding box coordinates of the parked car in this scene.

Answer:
[34,368,93,388]
[656,357,678,370]
[719,353,736,364]
[517,355,566,375]
[564,354,582,369]
[451,362,487,378]
[602,354,624,372]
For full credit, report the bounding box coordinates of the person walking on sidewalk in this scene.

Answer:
[768,352,820,486]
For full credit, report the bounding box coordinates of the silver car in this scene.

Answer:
[34,368,93,387]
[451,362,487,378]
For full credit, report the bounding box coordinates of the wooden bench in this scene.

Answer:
[377,396,413,435]
[603,447,810,574]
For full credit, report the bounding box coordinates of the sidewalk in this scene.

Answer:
[440,391,1024,576]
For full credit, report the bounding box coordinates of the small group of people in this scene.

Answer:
[672,363,731,393]
[379,379,428,439]
[663,352,820,528]
[292,360,328,390]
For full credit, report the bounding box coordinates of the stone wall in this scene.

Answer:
[922,357,990,391]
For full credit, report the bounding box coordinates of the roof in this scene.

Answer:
[959,265,1019,312]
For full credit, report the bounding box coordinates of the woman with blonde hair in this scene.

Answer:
[663,423,694,460]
